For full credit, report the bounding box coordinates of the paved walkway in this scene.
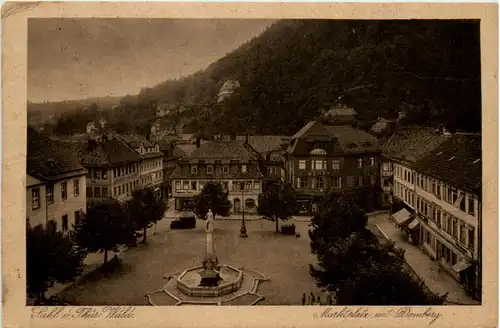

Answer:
[368,213,479,305]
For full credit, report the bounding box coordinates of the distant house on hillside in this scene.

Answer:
[320,104,358,126]
[217,80,240,103]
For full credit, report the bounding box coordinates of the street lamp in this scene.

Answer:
[240,189,248,238]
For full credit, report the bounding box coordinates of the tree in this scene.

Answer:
[336,263,446,305]
[72,199,136,264]
[308,192,444,305]
[127,188,166,243]
[257,182,298,232]
[193,182,232,219]
[26,224,85,303]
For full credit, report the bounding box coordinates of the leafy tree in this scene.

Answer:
[257,182,298,232]
[193,182,232,219]
[127,188,166,243]
[72,199,136,264]
[26,224,85,303]
[309,192,444,304]
[336,263,446,305]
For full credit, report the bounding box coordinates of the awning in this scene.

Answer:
[407,218,420,230]
[452,261,472,273]
[391,208,412,225]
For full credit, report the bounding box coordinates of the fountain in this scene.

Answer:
[147,209,269,306]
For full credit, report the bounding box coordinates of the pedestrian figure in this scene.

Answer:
[301,293,306,305]
[316,296,322,305]
[310,292,315,304]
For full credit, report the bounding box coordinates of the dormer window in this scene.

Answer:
[191,165,198,174]
[223,165,230,174]
[241,165,247,173]
[207,165,214,174]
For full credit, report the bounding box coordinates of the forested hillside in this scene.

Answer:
[135,19,481,135]
[30,20,481,136]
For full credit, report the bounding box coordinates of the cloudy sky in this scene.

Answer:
[28,19,275,103]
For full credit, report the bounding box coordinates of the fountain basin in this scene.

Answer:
[176,265,243,297]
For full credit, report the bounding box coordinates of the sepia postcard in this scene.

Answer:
[2,2,498,328]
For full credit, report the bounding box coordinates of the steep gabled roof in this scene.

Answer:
[383,126,450,163]
[412,134,481,195]
[186,140,259,161]
[118,134,153,149]
[81,139,142,167]
[240,135,286,155]
[324,125,381,153]
[27,128,87,181]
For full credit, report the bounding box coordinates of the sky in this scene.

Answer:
[28,19,275,103]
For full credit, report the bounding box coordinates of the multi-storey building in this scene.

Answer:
[286,121,382,214]
[237,135,287,188]
[383,126,449,209]
[158,140,189,198]
[118,135,164,198]
[170,139,263,214]
[411,133,481,300]
[27,128,87,232]
[80,136,142,203]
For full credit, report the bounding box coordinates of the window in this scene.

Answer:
[207,165,214,174]
[93,169,100,180]
[468,226,475,250]
[114,187,117,196]
[299,177,307,188]
[191,181,197,190]
[47,220,57,233]
[223,181,229,191]
[369,157,375,166]
[347,176,356,187]
[31,188,40,209]
[62,215,69,232]
[468,197,475,215]
[314,177,324,189]
[102,187,108,197]
[313,160,326,170]
[451,253,458,265]
[459,223,466,244]
[298,160,306,170]
[175,181,181,190]
[332,177,342,188]
[358,158,363,168]
[451,218,457,238]
[102,170,107,179]
[126,184,129,193]
[254,182,260,190]
[245,181,252,190]
[358,176,363,186]
[370,174,376,185]
[73,179,80,196]
[382,163,389,172]
[241,165,247,173]
[61,182,67,200]
[74,211,81,226]
[223,165,229,174]
[94,187,101,198]
[46,185,54,204]
[191,165,198,174]
[332,160,340,170]
[113,168,117,178]
[182,181,189,190]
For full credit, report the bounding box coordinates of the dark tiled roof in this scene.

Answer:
[383,126,450,163]
[173,145,188,157]
[81,139,142,167]
[324,125,381,153]
[241,136,286,155]
[118,134,153,148]
[177,144,197,156]
[186,140,259,161]
[412,134,481,195]
[27,128,87,181]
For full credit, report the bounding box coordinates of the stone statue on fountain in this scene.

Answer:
[199,209,222,286]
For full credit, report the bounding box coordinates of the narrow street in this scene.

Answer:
[367,212,479,305]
